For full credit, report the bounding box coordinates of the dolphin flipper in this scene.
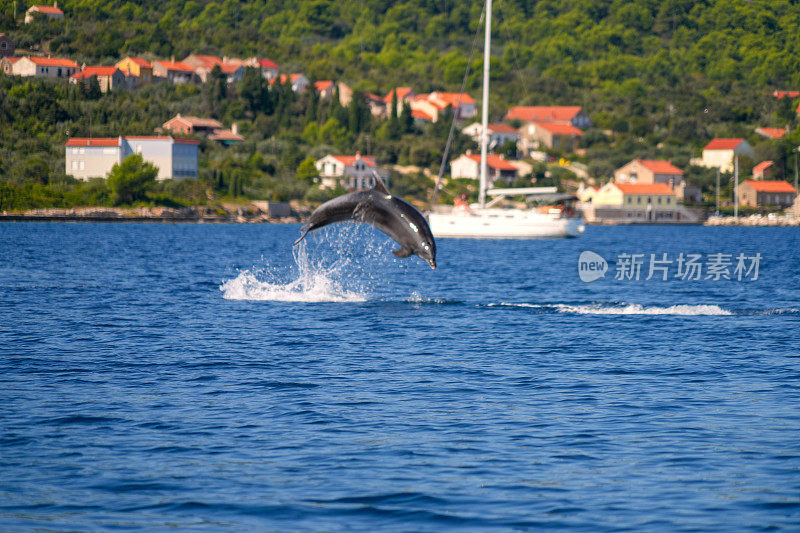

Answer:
[392,247,412,258]
[372,173,391,196]
[293,226,310,246]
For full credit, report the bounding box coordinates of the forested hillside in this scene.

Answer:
[2,0,800,209]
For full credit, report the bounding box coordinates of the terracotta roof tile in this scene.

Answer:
[704,138,745,150]
[743,180,796,193]
[636,159,684,175]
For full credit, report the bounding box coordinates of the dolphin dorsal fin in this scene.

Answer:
[372,172,390,196]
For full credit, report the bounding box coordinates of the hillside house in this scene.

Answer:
[116,57,154,85]
[11,56,79,78]
[524,121,584,151]
[182,55,244,83]
[25,3,64,23]
[772,91,800,99]
[65,136,199,180]
[737,180,796,208]
[698,138,755,173]
[450,152,519,183]
[270,73,309,92]
[315,153,388,190]
[153,60,198,84]
[382,87,416,116]
[365,93,386,117]
[462,122,520,148]
[752,161,778,180]
[409,92,476,122]
[506,106,591,129]
[161,114,243,144]
[314,81,353,106]
[0,56,20,74]
[241,57,279,79]
[70,66,128,92]
[755,127,788,140]
[0,34,14,57]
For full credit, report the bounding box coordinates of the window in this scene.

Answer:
[79,160,85,170]
[71,160,78,170]
[79,148,85,154]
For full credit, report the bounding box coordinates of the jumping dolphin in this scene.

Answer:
[293,175,437,269]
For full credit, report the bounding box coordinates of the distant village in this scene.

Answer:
[2,3,800,224]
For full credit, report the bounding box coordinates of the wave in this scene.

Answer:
[493,303,733,315]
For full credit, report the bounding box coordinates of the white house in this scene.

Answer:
[461,122,521,148]
[65,136,200,180]
[11,56,79,78]
[315,153,388,190]
[242,57,279,79]
[698,138,755,173]
[25,3,64,23]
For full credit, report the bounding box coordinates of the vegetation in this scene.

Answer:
[1,0,800,210]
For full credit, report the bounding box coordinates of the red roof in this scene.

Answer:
[466,154,518,171]
[209,129,244,141]
[383,87,414,103]
[755,127,787,139]
[188,55,223,68]
[636,159,684,175]
[255,58,278,69]
[430,92,475,106]
[28,56,78,68]
[772,91,800,99]
[743,180,796,193]
[506,106,583,122]
[155,60,194,72]
[219,64,242,74]
[30,5,63,14]
[330,154,377,167]
[71,66,120,79]
[704,138,745,150]
[613,183,675,195]
[534,121,584,136]
[4,57,22,64]
[314,80,334,91]
[127,57,152,68]
[487,123,519,134]
[66,136,200,146]
[66,137,120,147]
[752,161,774,173]
[165,115,223,129]
[411,109,434,122]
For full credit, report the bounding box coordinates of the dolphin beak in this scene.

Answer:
[428,259,436,269]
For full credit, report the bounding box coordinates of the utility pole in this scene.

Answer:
[794,147,798,193]
[733,154,739,219]
[715,166,720,216]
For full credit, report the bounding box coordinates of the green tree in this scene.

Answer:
[106,154,159,205]
[296,157,319,184]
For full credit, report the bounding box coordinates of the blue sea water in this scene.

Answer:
[1,222,799,532]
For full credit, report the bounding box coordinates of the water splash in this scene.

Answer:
[493,302,733,315]
[220,225,395,302]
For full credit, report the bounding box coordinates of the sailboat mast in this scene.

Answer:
[479,0,492,208]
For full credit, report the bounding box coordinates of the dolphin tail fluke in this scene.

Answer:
[392,247,413,258]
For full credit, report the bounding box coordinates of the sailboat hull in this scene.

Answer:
[428,209,585,238]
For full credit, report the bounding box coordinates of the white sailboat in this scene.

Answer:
[427,0,585,239]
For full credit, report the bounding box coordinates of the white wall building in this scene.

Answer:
[461,122,521,147]
[12,56,79,78]
[315,153,388,190]
[65,136,200,180]
[698,138,755,173]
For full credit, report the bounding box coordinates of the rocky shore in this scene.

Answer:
[0,203,306,224]
[705,214,800,226]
